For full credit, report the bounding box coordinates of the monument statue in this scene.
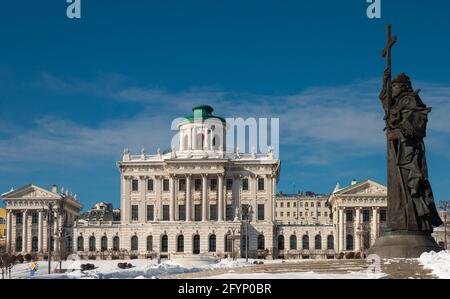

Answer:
[369,25,443,258]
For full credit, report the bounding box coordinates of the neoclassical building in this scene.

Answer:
[73,105,280,259]
[1,184,82,258]
[1,106,397,260]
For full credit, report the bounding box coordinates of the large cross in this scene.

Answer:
[381,24,397,112]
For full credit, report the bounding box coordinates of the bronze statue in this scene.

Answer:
[370,25,443,258]
[380,25,443,233]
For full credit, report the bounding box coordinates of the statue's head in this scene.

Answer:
[392,73,413,97]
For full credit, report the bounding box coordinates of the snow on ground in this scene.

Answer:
[8,258,258,279]
[419,250,450,279]
[205,271,388,279]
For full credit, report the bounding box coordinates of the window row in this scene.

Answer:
[131,177,267,193]
[276,211,328,217]
[277,201,324,208]
[276,235,334,251]
[345,209,387,222]
[130,204,266,221]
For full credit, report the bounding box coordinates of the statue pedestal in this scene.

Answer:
[368,230,443,259]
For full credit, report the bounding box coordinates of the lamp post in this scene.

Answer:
[47,202,53,275]
[439,201,449,249]
[227,227,237,261]
[241,205,253,262]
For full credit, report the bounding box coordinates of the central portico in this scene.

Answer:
[75,105,281,259]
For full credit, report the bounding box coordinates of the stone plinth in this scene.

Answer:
[368,230,443,259]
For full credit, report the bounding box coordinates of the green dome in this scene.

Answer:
[179,105,226,125]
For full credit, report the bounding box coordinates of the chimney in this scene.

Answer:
[351,179,357,186]
[51,184,58,193]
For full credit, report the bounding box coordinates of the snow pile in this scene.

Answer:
[419,250,450,279]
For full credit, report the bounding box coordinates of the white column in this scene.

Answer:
[266,174,273,223]
[155,176,162,221]
[338,208,344,252]
[169,175,176,222]
[354,208,361,252]
[140,176,146,222]
[53,210,59,252]
[186,175,192,222]
[202,175,208,222]
[22,210,28,253]
[38,210,43,252]
[252,175,258,222]
[6,210,12,252]
[371,207,379,246]
[218,174,224,222]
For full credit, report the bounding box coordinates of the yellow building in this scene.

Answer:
[0,208,6,239]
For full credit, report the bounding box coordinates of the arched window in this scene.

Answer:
[146,236,153,251]
[315,235,322,250]
[113,236,120,251]
[346,234,354,251]
[209,234,216,252]
[15,237,23,252]
[327,235,334,250]
[302,235,309,250]
[225,234,233,252]
[89,236,96,252]
[257,235,265,250]
[277,235,285,250]
[131,236,139,251]
[161,235,168,252]
[66,236,73,253]
[177,235,184,252]
[31,237,38,252]
[101,236,108,252]
[290,235,297,250]
[77,236,84,251]
[193,235,200,254]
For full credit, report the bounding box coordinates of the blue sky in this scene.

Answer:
[1,1,450,210]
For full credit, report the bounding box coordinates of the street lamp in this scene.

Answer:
[227,227,237,261]
[439,201,449,249]
[241,205,253,262]
[47,202,53,275]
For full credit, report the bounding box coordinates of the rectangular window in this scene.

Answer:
[179,179,186,192]
[293,212,297,217]
[318,202,321,208]
[380,209,387,222]
[305,212,308,216]
[194,179,201,191]
[31,212,38,224]
[293,202,297,207]
[300,202,303,207]
[178,205,186,221]
[346,210,353,222]
[287,202,290,208]
[147,205,154,221]
[287,212,290,217]
[16,213,23,224]
[311,202,314,207]
[226,205,233,221]
[163,179,169,192]
[210,179,217,191]
[299,212,303,217]
[163,205,170,221]
[147,179,154,192]
[131,205,139,221]
[226,179,233,191]
[258,178,265,191]
[132,179,139,192]
[280,202,284,208]
[194,204,202,221]
[324,211,328,217]
[280,212,284,217]
[242,178,249,191]
[258,204,265,221]
[317,212,321,217]
[305,202,309,207]
[210,205,217,221]
[363,210,370,222]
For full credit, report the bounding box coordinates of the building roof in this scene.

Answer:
[179,105,227,125]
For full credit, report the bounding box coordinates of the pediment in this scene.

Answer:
[2,184,60,200]
[337,180,386,195]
